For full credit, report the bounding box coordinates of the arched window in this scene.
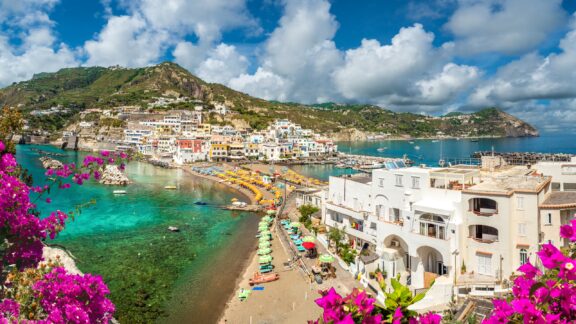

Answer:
[520,249,528,265]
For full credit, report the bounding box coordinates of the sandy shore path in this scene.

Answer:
[219,195,362,324]
[218,221,322,324]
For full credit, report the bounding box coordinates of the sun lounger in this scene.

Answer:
[296,245,306,252]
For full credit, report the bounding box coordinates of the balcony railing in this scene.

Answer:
[472,208,498,216]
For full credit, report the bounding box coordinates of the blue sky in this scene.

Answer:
[1,0,576,133]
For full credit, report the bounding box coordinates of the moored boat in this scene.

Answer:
[113,190,127,195]
[164,185,177,190]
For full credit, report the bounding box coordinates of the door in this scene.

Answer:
[477,254,492,275]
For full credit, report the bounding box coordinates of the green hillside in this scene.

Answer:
[0,62,539,138]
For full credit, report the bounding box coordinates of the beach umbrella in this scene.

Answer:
[259,255,272,264]
[266,210,276,215]
[262,216,273,222]
[319,254,335,263]
[258,221,269,227]
[258,241,271,249]
[231,198,238,202]
[302,242,315,250]
[258,226,269,232]
[290,222,301,228]
[257,248,272,255]
[259,236,270,242]
[260,230,271,236]
[302,236,316,243]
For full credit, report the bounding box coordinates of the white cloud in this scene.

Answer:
[0,36,77,86]
[137,0,260,44]
[445,0,567,55]
[84,15,168,67]
[470,15,576,105]
[229,68,289,101]
[229,0,343,103]
[195,44,249,84]
[0,0,80,87]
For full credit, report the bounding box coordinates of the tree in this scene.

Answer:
[327,227,345,253]
[0,106,23,154]
[298,204,319,223]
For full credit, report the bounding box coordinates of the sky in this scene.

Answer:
[1,0,576,133]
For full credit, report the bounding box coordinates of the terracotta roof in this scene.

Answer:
[540,192,576,209]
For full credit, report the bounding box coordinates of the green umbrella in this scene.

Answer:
[260,230,271,236]
[259,255,272,264]
[302,236,316,243]
[262,216,273,222]
[290,222,301,228]
[267,210,277,215]
[319,254,335,263]
[258,221,269,227]
[258,225,269,231]
[258,241,271,249]
[259,236,270,242]
[257,247,272,255]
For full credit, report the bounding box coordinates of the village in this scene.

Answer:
[55,100,339,165]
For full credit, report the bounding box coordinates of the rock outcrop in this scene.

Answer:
[99,165,131,186]
[39,157,63,170]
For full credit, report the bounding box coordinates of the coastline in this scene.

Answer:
[334,134,538,142]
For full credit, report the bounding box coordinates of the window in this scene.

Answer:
[370,222,377,230]
[565,183,576,191]
[545,213,552,225]
[551,182,561,191]
[378,178,384,187]
[412,176,420,189]
[518,223,526,236]
[520,249,528,265]
[517,196,524,210]
[395,175,403,187]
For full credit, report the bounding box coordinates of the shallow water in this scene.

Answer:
[16,145,257,323]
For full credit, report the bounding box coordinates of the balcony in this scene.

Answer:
[469,198,498,216]
[469,225,499,243]
[326,201,369,220]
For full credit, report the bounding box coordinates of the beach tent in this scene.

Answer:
[257,248,272,255]
[302,236,315,243]
[259,255,273,264]
[302,242,315,250]
[319,254,335,263]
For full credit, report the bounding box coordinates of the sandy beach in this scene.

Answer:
[218,195,362,324]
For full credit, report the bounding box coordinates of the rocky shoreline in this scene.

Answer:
[99,165,131,186]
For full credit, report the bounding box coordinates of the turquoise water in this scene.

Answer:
[336,133,576,167]
[16,145,257,323]
[289,164,358,181]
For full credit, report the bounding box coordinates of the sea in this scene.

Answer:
[16,145,258,324]
[15,133,575,322]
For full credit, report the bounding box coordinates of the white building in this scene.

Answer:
[322,157,565,301]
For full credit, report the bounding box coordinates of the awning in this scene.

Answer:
[413,199,454,216]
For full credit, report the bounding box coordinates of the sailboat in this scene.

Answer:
[438,139,445,167]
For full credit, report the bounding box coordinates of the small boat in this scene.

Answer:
[470,138,479,142]
[168,226,180,232]
[248,272,279,286]
[376,147,386,152]
[164,186,177,190]
[432,140,439,143]
[414,146,421,150]
[113,190,127,195]
[409,141,414,144]
[194,201,208,206]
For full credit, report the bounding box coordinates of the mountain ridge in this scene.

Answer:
[0,62,539,139]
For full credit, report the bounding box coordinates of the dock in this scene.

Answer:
[222,205,262,212]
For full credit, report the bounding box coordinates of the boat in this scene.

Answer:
[409,141,414,144]
[414,146,420,150]
[194,201,208,206]
[432,140,439,143]
[113,190,127,195]
[248,272,280,286]
[470,138,479,142]
[376,147,386,152]
[164,185,177,190]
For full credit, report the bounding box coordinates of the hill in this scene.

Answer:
[0,62,539,139]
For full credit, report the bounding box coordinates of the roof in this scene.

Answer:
[464,167,550,195]
[413,199,455,215]
[540,192,576,209]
